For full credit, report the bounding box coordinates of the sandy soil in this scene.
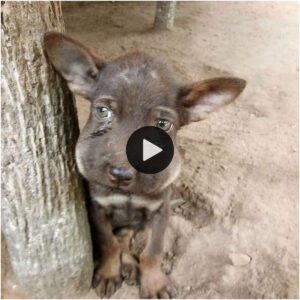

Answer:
[2,1,298,299]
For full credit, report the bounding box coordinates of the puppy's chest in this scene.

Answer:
[93,194,163,228]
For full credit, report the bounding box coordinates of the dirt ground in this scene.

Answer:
[2,1,298,299]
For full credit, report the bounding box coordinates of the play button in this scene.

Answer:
[126,126,174,174]
[143,139,162,161]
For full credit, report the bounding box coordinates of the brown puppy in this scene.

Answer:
[44,32,246,299]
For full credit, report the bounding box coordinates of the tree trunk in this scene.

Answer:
[154,1,177,30]
[1,2,93,298]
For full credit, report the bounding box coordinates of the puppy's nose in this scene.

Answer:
[108,166,134,184]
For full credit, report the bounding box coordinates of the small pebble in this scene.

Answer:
[229,253,251,266]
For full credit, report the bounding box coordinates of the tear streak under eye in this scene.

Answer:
[90,127,111,138]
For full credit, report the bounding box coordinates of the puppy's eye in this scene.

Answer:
[156,118,172,131]
[96,106,112,118]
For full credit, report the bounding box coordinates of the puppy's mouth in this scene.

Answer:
[107,174,132,187]
[105,177,134,191]
[104,185,131,195]
[103,177,157,195]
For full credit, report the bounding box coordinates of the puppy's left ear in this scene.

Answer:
[43,32,105,99]
[179,77,246,123]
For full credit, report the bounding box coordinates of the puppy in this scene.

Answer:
[44,32,246,299]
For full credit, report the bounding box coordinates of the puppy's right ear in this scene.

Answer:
[43,32,105,99]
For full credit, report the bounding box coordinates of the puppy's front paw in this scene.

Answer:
[140,269,173,299]
[92,257,122,298]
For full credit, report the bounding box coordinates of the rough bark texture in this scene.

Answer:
[154,1,176,30]
[1,2,93,298]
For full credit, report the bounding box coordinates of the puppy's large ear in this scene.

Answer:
[179,77,246,123]
[43,32,105,99]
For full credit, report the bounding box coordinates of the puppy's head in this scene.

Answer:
[44,32,246,196]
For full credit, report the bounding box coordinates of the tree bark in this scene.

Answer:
[1,2,93,298]
[154,1,177,30]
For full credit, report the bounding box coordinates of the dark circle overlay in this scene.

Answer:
[126,126,174,174]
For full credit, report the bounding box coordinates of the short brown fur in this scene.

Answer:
[44,32,246,299]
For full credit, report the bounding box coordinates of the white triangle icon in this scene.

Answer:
[143,139,163,162]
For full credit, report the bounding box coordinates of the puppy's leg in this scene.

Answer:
[88,200,122,298]
[139,203,173,299]
[116,228,139,286]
